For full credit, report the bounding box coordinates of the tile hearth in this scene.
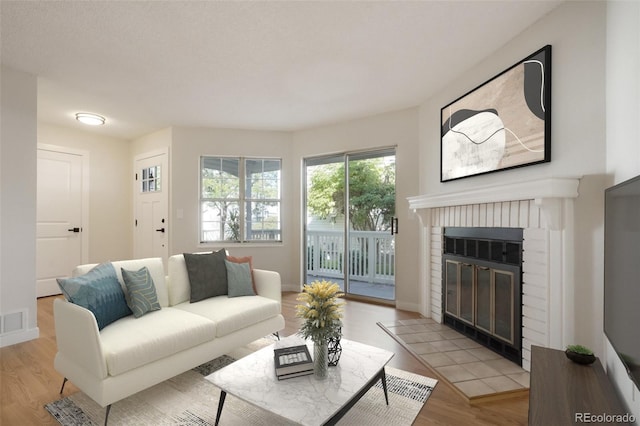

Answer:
[379,318,529,400]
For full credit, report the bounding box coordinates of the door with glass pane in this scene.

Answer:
[134,149,169,265]
[304,148,396,300]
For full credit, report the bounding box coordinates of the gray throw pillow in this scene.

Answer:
[57,262,132,330]
[121,266,161,318]
[225,259,255,297]
[184,249,228,302]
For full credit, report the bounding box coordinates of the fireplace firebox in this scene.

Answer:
[442,227,523,365]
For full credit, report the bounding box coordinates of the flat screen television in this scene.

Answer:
[604,174,640,388]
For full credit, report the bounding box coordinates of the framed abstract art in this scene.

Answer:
[441,45,551,182]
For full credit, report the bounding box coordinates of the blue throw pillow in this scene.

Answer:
[121,266,161,318]
[57,262,132,330]
[225,259,255,297]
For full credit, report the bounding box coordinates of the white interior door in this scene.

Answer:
[36,147,87,297]
[134,150,169,264]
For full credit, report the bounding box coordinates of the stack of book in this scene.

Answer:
[274,340,313,380]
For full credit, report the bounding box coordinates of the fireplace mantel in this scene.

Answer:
[408,177,581,210]
[407,177,581,230]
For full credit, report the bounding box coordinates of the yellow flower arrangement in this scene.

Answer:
[296,280,345,343]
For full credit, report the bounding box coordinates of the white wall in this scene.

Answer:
[131,127,172,158]
[606,1,640,184]
[168,127,296,286]
[154,113,420,302]
[0,66,39,347]
[420,0,607,196]
[292,108,421,311]
[418,0,607,353]
[37,123,133,262]
[605,0,640,420]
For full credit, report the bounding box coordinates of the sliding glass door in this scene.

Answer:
[304,148,396,301]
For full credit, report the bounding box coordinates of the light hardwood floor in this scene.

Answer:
[0,293,529,425]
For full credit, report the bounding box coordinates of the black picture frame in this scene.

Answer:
[440,45,551,182]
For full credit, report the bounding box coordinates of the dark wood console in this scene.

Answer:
[529,345,630,425]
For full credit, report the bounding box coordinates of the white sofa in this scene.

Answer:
[53,254,285,422]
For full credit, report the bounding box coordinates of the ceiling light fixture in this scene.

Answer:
[76,112,106,126]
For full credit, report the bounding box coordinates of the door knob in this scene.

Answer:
[155,228,165,233]
[67,227,81,233]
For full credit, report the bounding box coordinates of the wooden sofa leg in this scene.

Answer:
[104,404,111,426]
[273,331,280,340]
[59,377,68,394]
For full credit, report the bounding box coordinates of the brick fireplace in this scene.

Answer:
[408,177,581,371]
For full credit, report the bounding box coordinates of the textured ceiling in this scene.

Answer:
[1,1,563,140]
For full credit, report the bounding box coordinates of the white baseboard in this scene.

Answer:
[283,285,422,315]
[0,327,40,348]
[282,283,301,293]
[395,300,421,314]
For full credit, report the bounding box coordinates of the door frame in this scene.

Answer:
[133,147,170,263]
[37,143,90,265]
[303,146,396,301]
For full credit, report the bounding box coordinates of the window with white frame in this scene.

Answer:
[200,156,282,243]
[140,165,161,192]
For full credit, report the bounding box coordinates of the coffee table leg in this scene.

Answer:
[215,390,227,426]
[381,368,389,405]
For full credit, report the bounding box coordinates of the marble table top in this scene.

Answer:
[206,337,394,426]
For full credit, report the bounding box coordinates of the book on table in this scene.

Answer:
[275,368,315,380]
[274,343,313,379]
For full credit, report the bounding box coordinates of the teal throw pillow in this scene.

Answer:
[225,259,255,297]
[184,249,228,302]
[121,266,161,318]
[57,262,132,330]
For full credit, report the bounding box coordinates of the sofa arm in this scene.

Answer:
[53,298,108,380]
[253,269,282,305]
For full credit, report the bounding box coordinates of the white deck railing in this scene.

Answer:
[306,230,395,284]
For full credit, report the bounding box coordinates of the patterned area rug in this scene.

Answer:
[45,340,437,425]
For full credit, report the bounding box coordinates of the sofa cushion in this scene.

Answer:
[225,260,255,297]
[74,258,169,308]
[226,255,256,293]
[174,295,280,338]
[57,262,132,330]
[121,266,161,318]
[99,307,217,376]
[184,250,228,302]
[167,254,191,306]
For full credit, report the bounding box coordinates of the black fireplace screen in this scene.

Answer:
[442,227,523,365]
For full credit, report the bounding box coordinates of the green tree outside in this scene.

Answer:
[307,158,395,231]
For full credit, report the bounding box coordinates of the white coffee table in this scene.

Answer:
[207,338,394,426]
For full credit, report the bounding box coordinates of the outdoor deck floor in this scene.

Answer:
[305,274,395,300]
